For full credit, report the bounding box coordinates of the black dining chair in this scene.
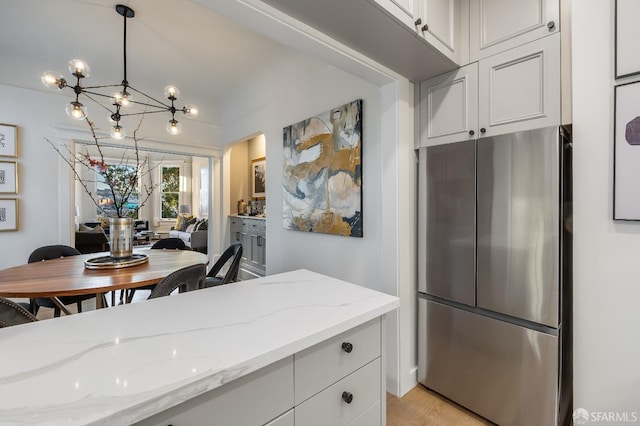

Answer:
[28,245,100,317]
[0,297,38,328]
[151,238,190,250]
[204,243,243,288]
[124,238,192,303]
[147,264,206,299]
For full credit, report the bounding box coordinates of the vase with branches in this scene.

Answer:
[46,117,160,258]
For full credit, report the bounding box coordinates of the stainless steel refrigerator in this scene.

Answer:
[417,126,572,426]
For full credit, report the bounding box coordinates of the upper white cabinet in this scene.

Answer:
[419,33,560,147]
[478,33,560,138]
[375,0,421,27]
[420,62,478,147]
[470,0,559,62]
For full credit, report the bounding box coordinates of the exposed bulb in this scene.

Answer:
[65,101,87,120]
[164,85,180,100]
[166,119,182,135]
[41,72,66,90]
[110,125,126,140]
[184,104,198,119]
[113,90,132,107]
[68,59,90,78]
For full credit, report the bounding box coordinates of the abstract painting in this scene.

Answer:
[614,81,640,220]
[283,99,362,237]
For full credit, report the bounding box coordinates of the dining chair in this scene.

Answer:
[147,264,206,299]
[0,297,38,328]
[124,238,192,303]
[28,245,100,317]
[150,238,190,250]
[204,243,243,288]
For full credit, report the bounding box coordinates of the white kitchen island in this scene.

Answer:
[0,269,398,425]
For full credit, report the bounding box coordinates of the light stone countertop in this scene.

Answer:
[228,214,266,220]
[0,269,398,425]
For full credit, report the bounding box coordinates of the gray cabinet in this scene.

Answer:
[230,216,266,279]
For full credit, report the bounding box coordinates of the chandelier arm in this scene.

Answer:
[82,84,123,90]
[127,86,171,109]
[82,92,116,115]
[118,110,169,117]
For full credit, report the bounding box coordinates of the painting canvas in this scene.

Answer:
[0,160,18,194]
[616,0,640,78]
[251,157,266,199]
[614,81,640,219]
[282,99,362,237]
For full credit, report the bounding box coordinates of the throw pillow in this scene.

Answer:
[79,223,92,232]
[185,224,196,233]
[90,225,106,235]
[175,215,184,231]
[180,216,196,232]
[195,218,208,231]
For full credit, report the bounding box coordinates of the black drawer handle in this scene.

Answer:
[342,391,353,404]
[341,342,353,353]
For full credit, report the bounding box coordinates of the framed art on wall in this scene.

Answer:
[613,81,640,220]
[0,160,18,194]
[0,123,18,158]
[615,0,640,78]
[0,198,18,231]
[251,157,266,199]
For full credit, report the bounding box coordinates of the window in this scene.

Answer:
[161,166,180,219]
[95,164,139,218]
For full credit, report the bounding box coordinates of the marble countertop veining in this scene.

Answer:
[0,269,398,425]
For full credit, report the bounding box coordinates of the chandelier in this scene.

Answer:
[41,4,197,138]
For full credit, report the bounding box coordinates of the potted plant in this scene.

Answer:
[46,117,159,259]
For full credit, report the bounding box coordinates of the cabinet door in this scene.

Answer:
[239,231,251,263]
[419,62,478,147]
[470,0,559,61]
[478,33,560,138]
[373,0,421,29]
[418,0,456,61]
[250,234,262,269]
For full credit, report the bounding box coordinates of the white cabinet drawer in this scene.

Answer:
[295,318,380,404]
[264,409,294,426]
[295,358,381,426]
[134,356,293,426]
[347,400,381,426]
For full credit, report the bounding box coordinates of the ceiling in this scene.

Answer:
[0,0,294,130]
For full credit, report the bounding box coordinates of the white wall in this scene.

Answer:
[219,53,383,291]
[572,0,640,415]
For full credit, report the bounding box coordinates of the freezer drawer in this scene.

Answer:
[476,126,560,327]
[425,140,476,306]
[419,299,559,426]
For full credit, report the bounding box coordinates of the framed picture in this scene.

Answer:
[251,157,266,199]
[615,0,640,78]
[0,160,18,194]
[0,198,18,231]
[0,123,18,158]
[613,81,640,219]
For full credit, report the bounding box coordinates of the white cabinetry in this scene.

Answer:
[135,318,383,426]
[470,0,559,62]
[419,33,560,147]
[230,216,266,279]
[419,62,478,147]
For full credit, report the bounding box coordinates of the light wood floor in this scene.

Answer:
[387,385,493,426]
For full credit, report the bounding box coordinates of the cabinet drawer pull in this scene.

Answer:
[421,24,429,32]
[468,130,475,136]
[414,18,422,26]
[547,21,555,30]
[341,342,353,353]
[480,127,486,133]
[342,391,354,404]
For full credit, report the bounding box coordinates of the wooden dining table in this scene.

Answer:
[0,248,208,314]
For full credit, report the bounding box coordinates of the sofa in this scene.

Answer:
[76,224,109,254]
[169,217,208,252]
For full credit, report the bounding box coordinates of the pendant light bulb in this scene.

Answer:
[184,104,199,119]
[66,101,87,120]
[110,124,126,140]
[164,85,180,100]
[41,72,66,90]
[113,90,132,107]
[67,59,90,78]
[167,119,182,135]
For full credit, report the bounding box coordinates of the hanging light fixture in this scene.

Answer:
[41,4,198,137]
